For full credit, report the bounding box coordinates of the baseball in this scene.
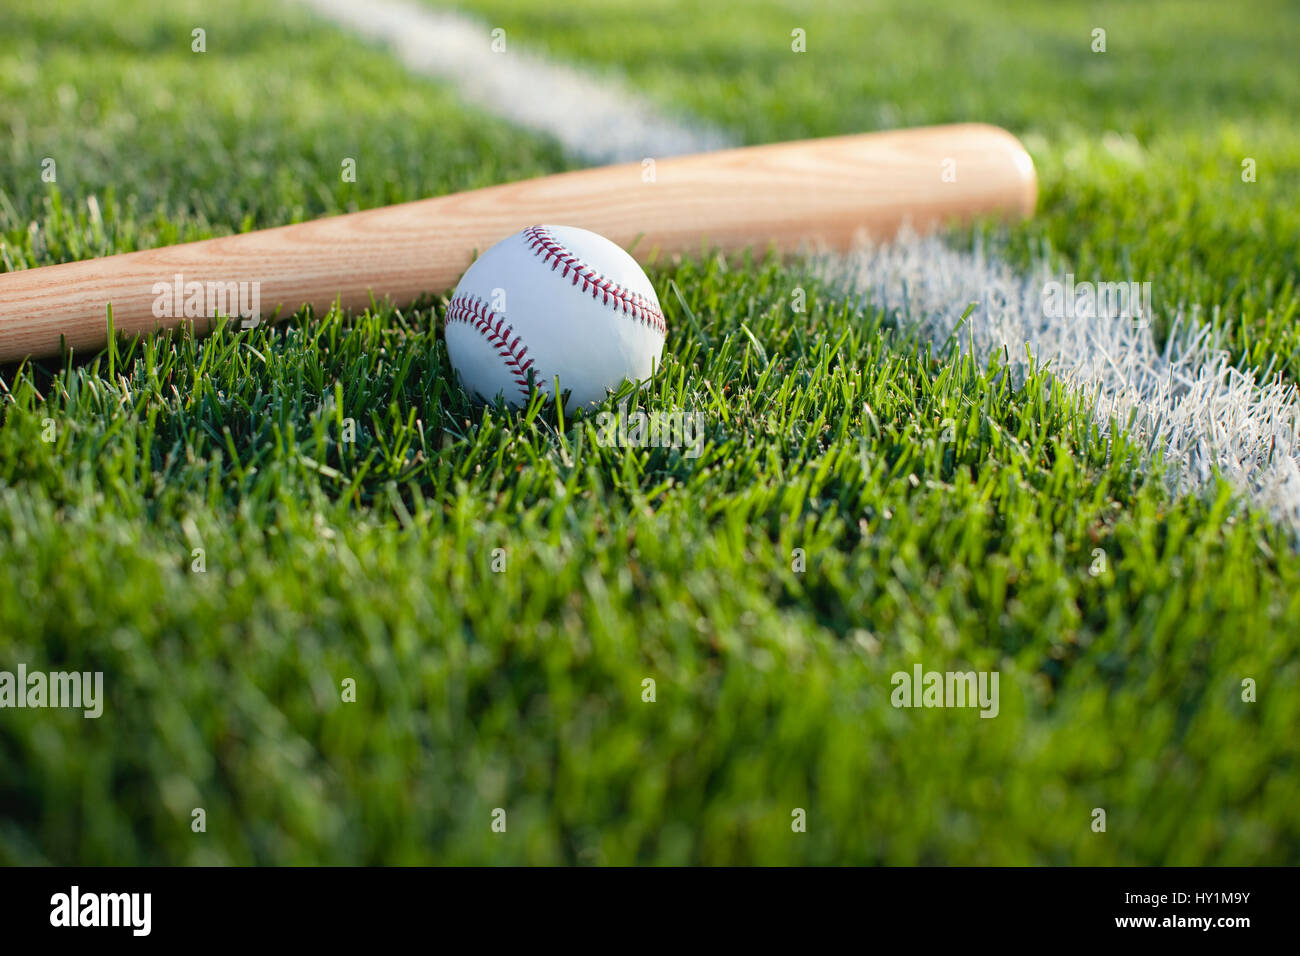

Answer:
[444,225,667,410]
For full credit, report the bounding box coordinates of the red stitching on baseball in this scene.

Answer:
[522,226,667,336]
[445,294,536,403]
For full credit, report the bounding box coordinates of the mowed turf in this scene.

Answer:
[1,0,1298,864]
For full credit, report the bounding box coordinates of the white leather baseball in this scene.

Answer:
[444,225,666,410]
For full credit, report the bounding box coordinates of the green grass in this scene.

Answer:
[0,0,569,259]
[1,0,1299,864]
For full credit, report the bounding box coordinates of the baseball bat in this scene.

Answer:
[0,123,1036,363]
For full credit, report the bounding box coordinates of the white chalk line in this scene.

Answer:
[817,233,1300,528]
[291,0,733,163]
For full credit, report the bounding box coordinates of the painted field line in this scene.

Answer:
[819,233,1300,528]
[292,0,734,163]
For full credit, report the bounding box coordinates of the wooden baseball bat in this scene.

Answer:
[0,123,1035,363]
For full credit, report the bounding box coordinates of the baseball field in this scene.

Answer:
[1,0,1297,865]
